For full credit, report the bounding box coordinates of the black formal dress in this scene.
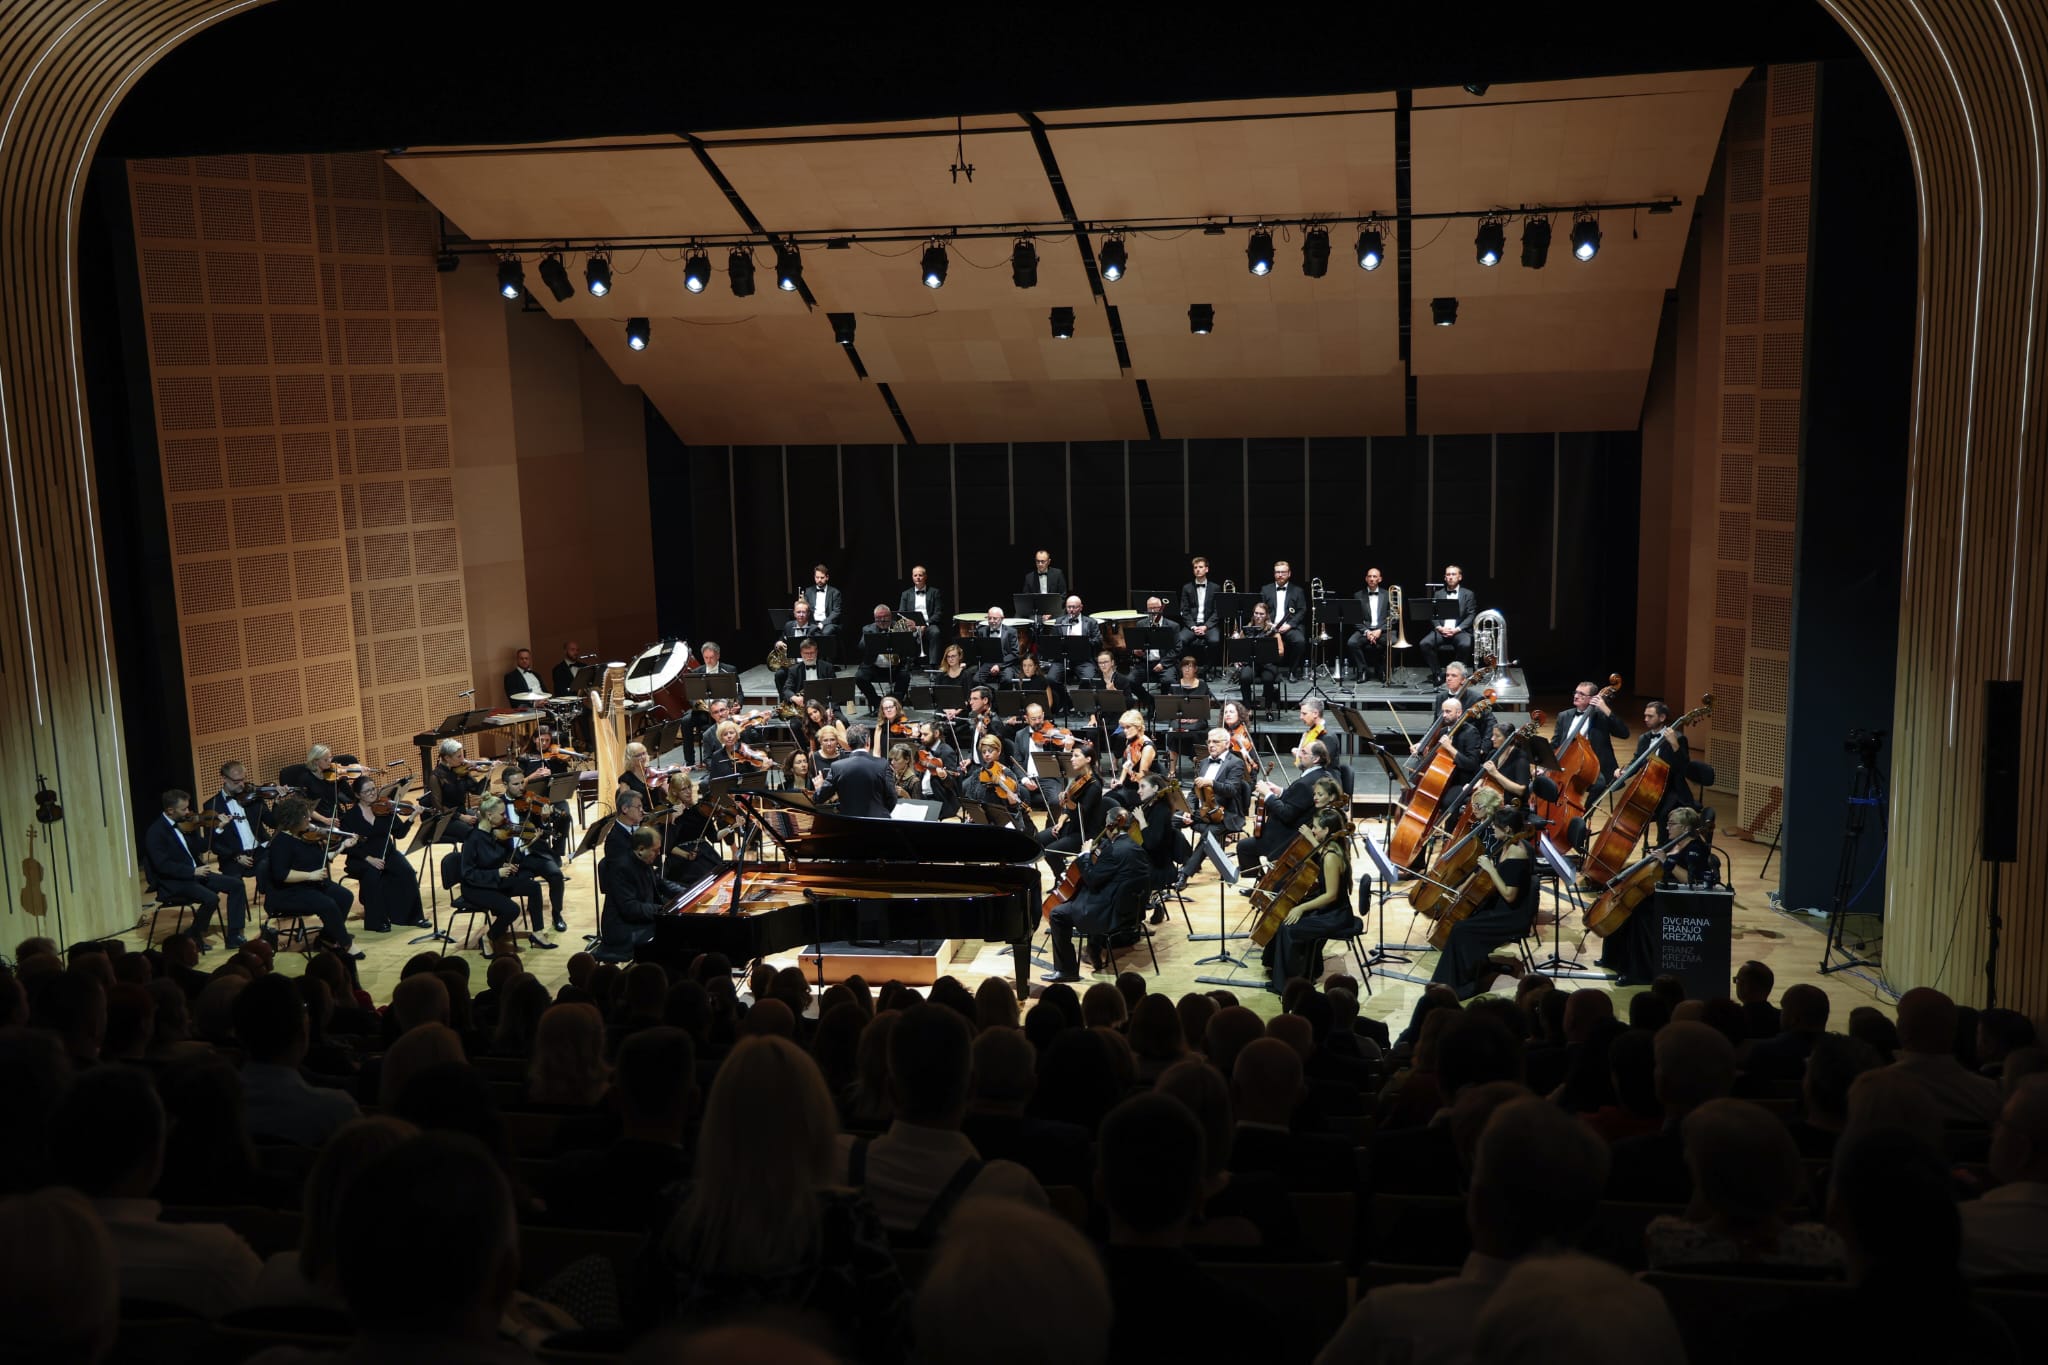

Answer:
[1429,832,1534,998]
[1265,846,1355,991]
[264,832,354,946]
[339,803,424,931]
[458,825,540,941]
[279,763,348,822]
[1345,587,1397,682]
[144,813,248,941]
[1036,773,1106,876]
[1417,585,1478,676]
[429,763,486,843]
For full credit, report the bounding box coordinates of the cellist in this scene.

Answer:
[1594,806,1715,987]
[1261,806,1357,992]
[1428,788,1535,999]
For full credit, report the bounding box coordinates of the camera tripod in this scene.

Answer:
[1819,751,1886,976]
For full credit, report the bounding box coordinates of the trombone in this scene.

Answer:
[1387,583,1413,683]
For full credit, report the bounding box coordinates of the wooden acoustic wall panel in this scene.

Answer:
[0,2,268,946]
[1826,1,2048,1014]
[315,152,473,769]
[133,152,362,789]
[1736,66,1814,841]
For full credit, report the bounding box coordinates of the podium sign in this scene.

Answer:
[1649,887,1734,1001]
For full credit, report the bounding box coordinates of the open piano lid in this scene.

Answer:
[739,791,1041,866]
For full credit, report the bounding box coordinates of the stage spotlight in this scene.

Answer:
[537,253,574,302]
[496,258,525,300]
[1301,226,1331,278]
[1050,306,1075,339]
[1011,238,1039,289]
[729,247,756,298]
[1572,213,1602,262]
[1098,234,1127,282]
[1246,229,1274,277]
[1189,303,1215,335]
[921,241,949,290]
[585,253,612,297]
[1520,217,1551,269]
[1464,82,1490,96]
[1430,297,1458,326]
[1474,218,1505,268]
[626,317,651,350]
[683,249,711,294]
[1356,225,1384,271]
[775,240,803,292]
[829,312,856,346]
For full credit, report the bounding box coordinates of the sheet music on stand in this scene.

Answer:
[1529,834,1607,980]
[681,674,742,704]
[1013,592,1063,624]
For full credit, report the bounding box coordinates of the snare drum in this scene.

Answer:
[623,640,692,720]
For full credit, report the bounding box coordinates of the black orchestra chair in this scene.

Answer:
[1100,878,1159,977]
[140,861,206,947]
[437,850,491,958]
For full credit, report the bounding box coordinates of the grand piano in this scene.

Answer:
[637,792,1043,992]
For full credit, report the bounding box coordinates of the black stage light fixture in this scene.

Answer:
[625,317,651,351]
[775,239,803,292]
[537,253,574,302]
[921,240,949,290]
[496,258,525,300]
[729,247,756,297]
[1098,234,1127,282]
[1189,302,1215,335]
[683,249,711,294]
[830,312,857,346]
[1474,218,1506,268]
[1572,212,1602,262]
[1246,228,1274,276]
[1356,225,1384,271]
[434,250,459,274]
[1520,217,1551,269]
[1301,226,1331,278]
[1011,237,1039,289]
[584,253,612,297]
[1465,82,1490,96]
[1430,297,1458,326]
[1050,306,1075,339]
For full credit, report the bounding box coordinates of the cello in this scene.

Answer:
[1387,690,1496,873]
[1582,810,1717,939]
[1423,824,1540,950]
[1447,710,1547,841]
[1531,674,1622,831]
[1246,830,1327,947]
[1579,694,1713,888]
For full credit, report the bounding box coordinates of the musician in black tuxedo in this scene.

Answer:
[972,608,1021,685]
[1235,744,1341,873]
[855,607,913,710]
[777,599,834,651]
[1632,699,1699,843]
[504,648,547,705]
[679,643,739,760]
[896,565,946,670]
[1553,681,1630,798]
[551,642,583,697]
[203,762,272,895]
[1177,554,1223,656]
[1133,597,1180,682]
[804,564,844,632]
[777,638,837,702]
[818,725,899,818]
[1417,563,1478,681]
[1433,661,1484,711]
[1043,596,1102,685]
[1423,697,1491,791]
[596,826,684,961]
[1259,561,1308,679]
[1044,808,1151,981]
[146,789,250,945]
[1021,548,1068,608]
[1344,567,1397,684]
[1179,728,1250,886]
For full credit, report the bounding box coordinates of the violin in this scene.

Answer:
[1228,724,1264,780]
[887,717,915,738]
[978,761,1022,804]
[913,748,949,777]
[365,796,428,819]
[176,810,231,834]
[734,743,772,770]
[247,783,293,799]
[1193,777,1228,824]
[540,743,587,766]
[317,762,372,784]
[1032,719,1077,749]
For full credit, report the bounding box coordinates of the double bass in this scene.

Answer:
[1387,690,1496,873]
[1531,674,1622,831]
[1579,694,1713,888]
[1583,810,1717,939]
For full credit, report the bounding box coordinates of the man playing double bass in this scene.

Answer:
[1552,681,1630,801]
[1631,699,1698,844]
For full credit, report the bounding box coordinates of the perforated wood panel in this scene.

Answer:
[132,150,475,786]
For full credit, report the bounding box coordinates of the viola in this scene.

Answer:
[1579,694,1713,888]
[1531,673,1623,832]
[1388,689,1497,874]
[733,743,772,770]
[913,748,949,777]
[1584,811,1718,939]
[317,762,372,783]
[978,762,1021,804]
[1247,832,1327,947]
[1193,777,1228,824]
[540,743,587,766]
[1229,725,1262,780]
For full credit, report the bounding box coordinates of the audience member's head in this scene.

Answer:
[1035,1029,1123,1133]
[1734,959,1774,1004]
[847,1009,900,1123]
[1847,1004,1900,1061]
[624,962,670,1022]
[0,1187,117,1364]
[1153,1057,1235,1187]
[1266,1012,1315,1063]
[664,979,712,1044]
[1893,987,1958,1058]
[1114,971,1147,1013]
[379,1023,466,1110]
[528,1002,608,1106]
[145,980,191,1056]
[1607,1027,1660,1120]
[890,1005,973,1128]
[1472,1253,1683,1364]
[741,997,796,1041]
[1203,1005,1266,1078]
[232,971,309,1066]
[616,1027,698,1136]
[1175,992,1218,1054]
[1467,1096,1612,1258]
[1803,1033,1883,1130]
[915,1200,1110,1365]
[1650,974,1687,1008]
[1436,1010,1526,1100]
[101,983,155,1061]
[1563,988,1615,1044]
[491,973,551,1057]
[1682,1098,1807,1234]
[390,972,450,1033]
[51,1065,163,1197]
[336,1134,519,1342]
[1037,982,1082,1028]
[1081,982,1128,1031]
[1778,983,1830,1034]
[298,1117,418,1287]
[1843,1067,1943,1151]
[1230,1037,1303,1129]
[1989,1074,2048,1187]
[0,1029,71,1196]
[811,1002,866,1100]
[973,976,1019,1031]
[1628,989,1673,1034]
[30,972,104,1064]
[1977,1008,2037,1069]
[970,1025,1037,1114]
[1127,994,1185,1065]
[1828,1126,1959,1284]
[1097,1094,1204,1244]
[1652,1021,1735,1118]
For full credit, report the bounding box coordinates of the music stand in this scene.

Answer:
[1528,833,1608,980]
[993,688,1032,717]
[1359,833,1438,984]
[680,674,741,705]
[640,719,687,762]
[1317,600,1363,694]
[1013,592,1063,624]
[1068,688,1131,718]
[405,810,467,946]
[811,676,857,709]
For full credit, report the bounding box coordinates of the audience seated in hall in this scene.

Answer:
[1318,1096,1613,1365]
[1605,1020,1734,1205]
[958,1026,1092,1191]
[1227,1037,1359,1193]
[248,1115,416,1315]
[543,1028,697,1233]
[1889,987,2002,1125]
[1153,1055,1301,1251]
[1785,1032,1883,1158]
[236,972,361,1147]
[1741,981,1832,1084]
[1370,1010,1526,1197]
[1960,1074,2048,1280]
[1471,1252,1684,1364]
[914,1199,1112,1365]
[0,1185,119,1365]
[1643,1097,1845,1272]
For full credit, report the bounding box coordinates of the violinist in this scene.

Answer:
[619,740,657,810]
[897,564,946,670]
[1632,699,1698,843]
[263,796,360,958]
[964,733,1038,832]
[1263,806,1356,992]
[704,720,743,782]
[278,744,348,828]
[523,723,570,776]
[1094,649,1149,720]
[657,773,729,885]
[1045,595,1102,686]
[1236,602,1283,712]
[1477,717,1534,799]
[460,794,548,957]
[1428,789,1533,999]
[870,695,915,754]
[1037,744,1104,877]
[1132,773,1189,899]
[145,788,250,948]
[1163,655,1214,771]
[916,721,960,778]
[500,768,569,935]
[596,826,685,962]
[855,606,912,712]
[1178,729,1250,889]
[1043,806,1150,982]
[1220,700,1261,781]
[338,775,426,932]
[973,607,1021,686]
[890,743,959,818]
[431,738,488,840]
[1553,680,1630,799]
[777,637,835,703]
[203,762,272,893]
[803,697,848,749]
[680,693,732,767]
[1237,748,1341,876]
[1111,710,1156,808]
[963,686,1014,762]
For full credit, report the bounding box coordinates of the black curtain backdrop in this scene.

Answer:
[660,431,1640,690]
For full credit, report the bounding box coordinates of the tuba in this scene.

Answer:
[766,641,790,671]
[1473,608,1507,666]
